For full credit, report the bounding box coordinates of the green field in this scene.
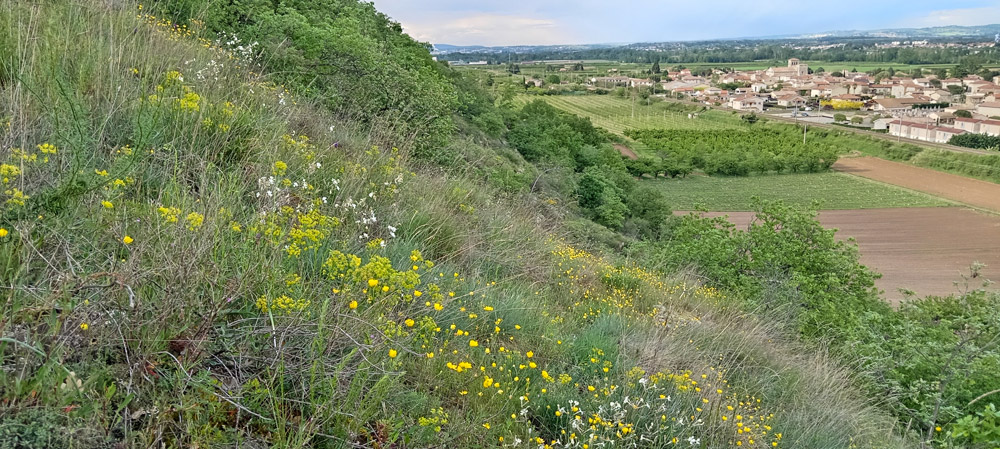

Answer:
[518,95,741,136]
[656,172,951,211]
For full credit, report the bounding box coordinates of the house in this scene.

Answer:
[927,89,953,103]
[871,98,935,117]
[889,120,967,143]
[591,76,630,87]
[928,112,955,126]
[730,95,765,112]
[891,83,922,98]
[776,94,807,108]
[976,102,1000,117]
[630,78,654,88]
[941,78,964,89]
[967,81,997,94]
[954,118,1000,136]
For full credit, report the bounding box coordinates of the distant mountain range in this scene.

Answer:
[771,23,1000,40]
[433,24,1000,54]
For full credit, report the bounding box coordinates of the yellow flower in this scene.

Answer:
[413,290,422,297]
[433,303,443,311]
[368,279,379,287]
[426,352,434,358]
[122,235,134,245]
[404,318,415,327]
[388,349,398,358]
[80,323,89,331]
[273,160,288,176]
[349,300,358,310]
[185,212,204,230]
[483,306,493,311]
[526,351,534,358]
[101,200,114,209]
[0,228,7,238]
[469,340,479,347]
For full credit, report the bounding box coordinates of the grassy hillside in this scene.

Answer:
[1,1,997,448]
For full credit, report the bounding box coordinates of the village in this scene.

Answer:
[588,58,1000,144]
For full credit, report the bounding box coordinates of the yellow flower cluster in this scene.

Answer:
[255,295,310,314]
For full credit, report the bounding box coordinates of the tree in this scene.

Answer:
[831,71,844,78]
[947,85,966,96]
[576,167,628,229]
[955,109,973,118]
[625,185,671,239]
[651,61,661,74]
[545,74,561,85]
[834,113,847,122]
[851,116,864,124]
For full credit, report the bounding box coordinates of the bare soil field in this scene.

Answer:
[834,156,1000,212]
[614,143,638,160]
[687,208,1000,303]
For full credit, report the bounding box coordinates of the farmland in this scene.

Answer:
[517,95,741,136]
[657,172,950,211]
[701,208,1000,303]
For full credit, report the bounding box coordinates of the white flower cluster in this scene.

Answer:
[214,31,259,64]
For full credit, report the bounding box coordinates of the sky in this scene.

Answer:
[370,0,1000,47]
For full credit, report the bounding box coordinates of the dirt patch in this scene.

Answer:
[678,208,1000,304]
[834,156,1000,213]
[614,144,638,160]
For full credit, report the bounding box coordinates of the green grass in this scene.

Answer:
[518,95,741,136]
[656,172,952,211]
[517,95,742,154]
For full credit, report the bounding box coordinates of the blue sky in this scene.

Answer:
[370,1,1000,46]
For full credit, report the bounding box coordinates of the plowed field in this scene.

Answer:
[834,156,1000,213]
[689,208,1000,303]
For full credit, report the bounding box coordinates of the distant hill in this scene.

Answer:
[434,23,1000,54]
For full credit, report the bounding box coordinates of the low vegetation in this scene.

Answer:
[654,172,950,211]
[0,1,997,448]
[625,128,840,176]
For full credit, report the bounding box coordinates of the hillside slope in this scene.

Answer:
[0,1,996,448]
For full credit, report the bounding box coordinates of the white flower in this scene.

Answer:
[688,436,700,445]
[315,162,322,169]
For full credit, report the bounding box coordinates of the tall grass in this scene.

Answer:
[0,0,915,447]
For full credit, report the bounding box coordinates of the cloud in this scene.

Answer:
[399,13,577,46]
[901,6,1000,27]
